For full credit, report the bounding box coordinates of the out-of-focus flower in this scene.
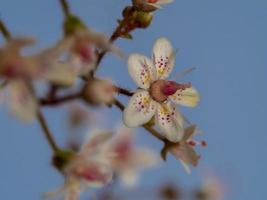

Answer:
[123,38,199,142]
[0,37,75,121]
[133,0,173,12]
[65,29,123,76]
[82,78,117,106]
[159,183,182,200]
[45,131,114,200]
[195,176,224,200]
[68,103,94,129]
[168,125,206,173]
[106,126,158,186]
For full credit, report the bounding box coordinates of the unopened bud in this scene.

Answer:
[64,15,87,36]
[135,11,153,28]
[82,78,117,106]
[122,6,135,18]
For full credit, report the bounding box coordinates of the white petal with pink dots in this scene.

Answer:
[169,87,200,107]
[152,37,175,80]
[128,54,156,89]
[123,90,157,127]
[155,102,184,142]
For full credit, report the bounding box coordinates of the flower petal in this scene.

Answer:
[170,143,199,168]
[169,86,200,107]
[120,169,138,186]
[183,125,197,141]
[80,162,113,188]
[123,90,157,127]
[7,81,38,122]
[155,103,184,142]
[152,37,175,79]
[128,54,156,89]
[42,62,76,86]
[80,130,112,155]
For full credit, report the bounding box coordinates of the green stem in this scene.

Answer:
[59,0,71,18]
[0,19,11,39]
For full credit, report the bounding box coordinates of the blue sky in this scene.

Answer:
[0,0,267,199]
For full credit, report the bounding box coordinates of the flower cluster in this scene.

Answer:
[0,0,208,199]
[47,127,157,199]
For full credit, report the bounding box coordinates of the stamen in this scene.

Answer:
[187,140,207,147]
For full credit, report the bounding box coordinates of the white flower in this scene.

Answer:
[0,37,75,121]
[45,131,114,200]
[123,37,200,142]
[106,126,158,186]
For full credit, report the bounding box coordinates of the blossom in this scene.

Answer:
[45,131,114,200]
[195,176,224,200]
[168,125,206,173]
[0,37,75,121]
[65,30,122,76]
[133,0,174,12]
[123,38,200,142]
[106,126,158,186]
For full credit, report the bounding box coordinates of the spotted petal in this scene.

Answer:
[169,86,200,107]
[155,102,184,142]
[7,81,38,122]
[123,90,157,127]
[128,54,156,89]
[152,37,175,79]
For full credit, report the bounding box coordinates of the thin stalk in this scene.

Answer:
[40,92,81,106]
[0,19,11,39]
[37,110,59,152]
[59,0,71,18]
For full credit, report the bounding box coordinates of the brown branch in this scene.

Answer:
[40,92,81,106]
[116,87,134,96]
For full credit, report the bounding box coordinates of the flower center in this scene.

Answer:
[149,80,191,102]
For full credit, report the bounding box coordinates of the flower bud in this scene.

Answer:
[135,11,153,28]
[122,6,135,18]
[64,15,87,36]
[53,149,75,171]
[82,78,117,106]
[132,0,158,12]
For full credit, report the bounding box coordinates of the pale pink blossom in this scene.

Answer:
[0,37,75,121]
[123,38,200,142]
[107,126,158,186]
[45,131,114,200]
[66,30,122,76]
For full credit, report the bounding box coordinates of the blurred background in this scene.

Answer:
[0,0,267,199]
